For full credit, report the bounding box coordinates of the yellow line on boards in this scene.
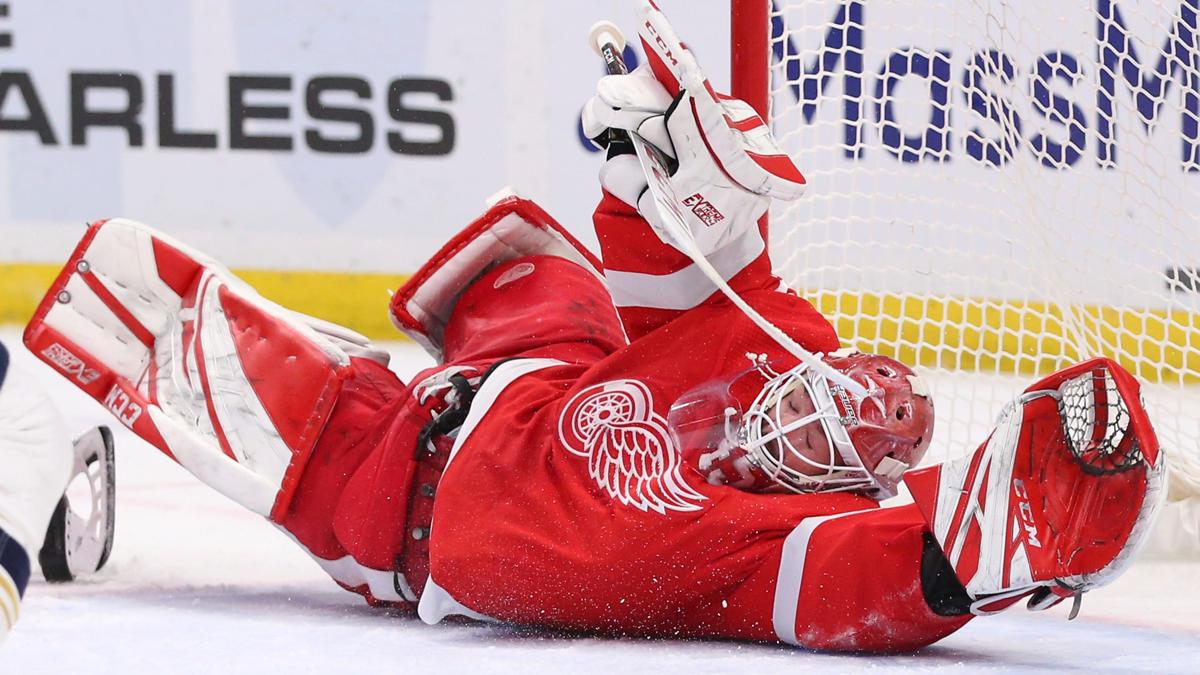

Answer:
[233,268,410,340]
[0,263,59,327]
[808,290,1200,385]
[0,262,409,341]
[2,262,1197,383]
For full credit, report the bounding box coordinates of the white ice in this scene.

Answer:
[2,329,1198,674]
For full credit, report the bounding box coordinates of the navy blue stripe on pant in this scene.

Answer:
[0,529,29,598]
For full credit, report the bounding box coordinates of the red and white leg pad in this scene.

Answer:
[24,219,384,520]
[389,190,604,361]
[905,358,1167,615]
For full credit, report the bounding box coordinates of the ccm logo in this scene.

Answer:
[643,22,679,66]
[104,385,144,428]
[40,343,100,385]
[1012,479,1042,549]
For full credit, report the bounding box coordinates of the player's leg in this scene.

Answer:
[438,255,628,365]
[21,198,620,608]
[389,192,623,364]
[274,254,626,607]
[23,218,394,522]
[21,219,423,604]
[290,248,630,608]
[0,342,74,642]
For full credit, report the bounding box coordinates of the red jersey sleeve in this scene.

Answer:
[592,190,784,341]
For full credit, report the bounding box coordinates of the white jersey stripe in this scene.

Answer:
[418,358,566,625]
[417,577,498,626]
[603,229,764,311]
[279,528,414,603]
[772,509,874,646]
[442,358,567,469]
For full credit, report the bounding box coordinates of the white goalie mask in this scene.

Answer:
[670,351,935,500]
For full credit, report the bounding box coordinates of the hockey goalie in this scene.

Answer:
[23,3,1165,653]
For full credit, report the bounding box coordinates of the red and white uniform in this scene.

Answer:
[277,192,970,653]
[21,1,1158,650]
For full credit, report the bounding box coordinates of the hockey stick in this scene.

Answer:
[588,21,867,397]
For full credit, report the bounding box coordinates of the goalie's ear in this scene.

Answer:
[389,190,604,361]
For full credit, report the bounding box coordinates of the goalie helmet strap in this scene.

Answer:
[920,531,972,617]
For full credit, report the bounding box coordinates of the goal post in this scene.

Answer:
[731,0,771,119]
[730,0,1200,501]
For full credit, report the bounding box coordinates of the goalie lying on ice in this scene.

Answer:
[23,7,1165,654]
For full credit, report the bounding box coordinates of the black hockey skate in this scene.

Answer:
[39,426,116,582]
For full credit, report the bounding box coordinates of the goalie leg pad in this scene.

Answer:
[440,256,627,364]
[25,219,372,520]
[389,192,605,361]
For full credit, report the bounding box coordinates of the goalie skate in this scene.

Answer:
[905,358,1167,616]
[39,426,116,582]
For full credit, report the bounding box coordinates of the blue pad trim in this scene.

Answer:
[0,528,29,598]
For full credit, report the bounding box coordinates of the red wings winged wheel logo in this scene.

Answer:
[557,379,707,514]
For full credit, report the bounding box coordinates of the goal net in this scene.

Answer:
[732,0,1200,501]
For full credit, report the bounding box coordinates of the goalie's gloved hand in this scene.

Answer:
[582,61,806,255]
[582,65,676,158]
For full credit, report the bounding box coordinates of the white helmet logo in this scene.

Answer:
[558,380,707,514]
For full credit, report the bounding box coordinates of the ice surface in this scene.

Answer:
[2,330,1197,673]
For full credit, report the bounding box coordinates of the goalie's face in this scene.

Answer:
[739,351,935,499]
[772,384,834,477]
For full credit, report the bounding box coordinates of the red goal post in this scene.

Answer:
[728,0,1200,511]
[731,0,771,120]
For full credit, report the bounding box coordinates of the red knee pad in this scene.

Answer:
[443,256,627,363]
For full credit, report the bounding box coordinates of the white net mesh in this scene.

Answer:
[1059,368,1141,474]
[759,0,1200,499]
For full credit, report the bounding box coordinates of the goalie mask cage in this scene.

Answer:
[730,0,1200,501]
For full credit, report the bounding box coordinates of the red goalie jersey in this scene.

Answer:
[27,188,1159,653]
[267,190,970,653]
[23,0,1161,653]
